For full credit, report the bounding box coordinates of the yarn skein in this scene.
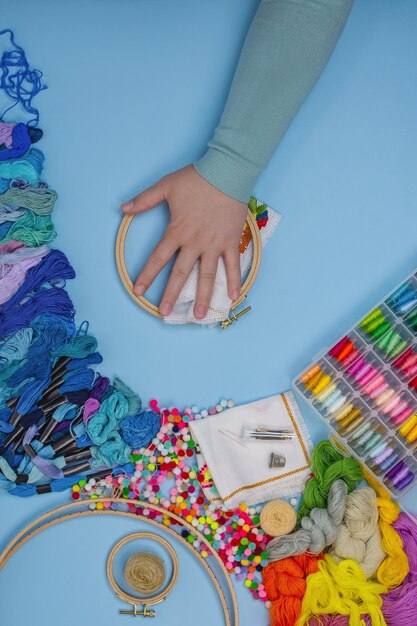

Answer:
[267,479,348,561]
[125,552,166,595]
[298,441,363,520]
[298,554,388,626]
[332,488,385,578]
[382,513,417,626]
[119,410,161,450]
[263,553,322,626]
[375,496,409,589]
[365,473,409,589]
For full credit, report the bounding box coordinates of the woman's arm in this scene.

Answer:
[122,0,353,319]
[195,0,354,202]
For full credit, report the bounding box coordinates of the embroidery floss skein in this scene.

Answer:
[366,473,409,589]
[0,246,49,304]
[267,479,348,561]
[298,554,388,626]
[297,440,363,520]
[0,148,44,183]
[0,287,75,337]
[119,410,161,450]
[375,495,409,589]
[0,211,56,245]
[0,28,47,126]
[262,553,322,626]
[86,392,129,445]
[0,187,56,215]
[382,513,417,626]
[331,487,385,578]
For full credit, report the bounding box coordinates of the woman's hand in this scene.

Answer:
[121,165,247,319]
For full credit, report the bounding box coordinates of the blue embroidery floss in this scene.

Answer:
[113,377,142,416]
[0,29,145,496]
[0,328,33,368]
[0,287,75,337]
[0,122,31,161]
[0,29,47,126]
[119,410,161,449]
[5,249,75,308]
[66,353,103,371]
[51,333,98,360]
[0,148,44,184]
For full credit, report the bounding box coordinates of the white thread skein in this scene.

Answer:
[331,487,385,578]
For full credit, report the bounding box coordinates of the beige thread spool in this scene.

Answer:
[125,551,166,595]
[260,500,297,537]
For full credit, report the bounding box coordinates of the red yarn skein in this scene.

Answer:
[263,553,322,626]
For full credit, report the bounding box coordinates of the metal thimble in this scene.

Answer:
[269,452,286,469]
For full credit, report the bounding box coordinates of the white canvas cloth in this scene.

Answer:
[190,391,312,509]
[164,202,280,325]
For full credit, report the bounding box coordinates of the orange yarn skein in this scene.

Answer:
[263,553,323,626]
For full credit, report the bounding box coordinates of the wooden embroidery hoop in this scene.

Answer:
[0,498,238,626]
[107,531,179,615]
[115,210,262,319]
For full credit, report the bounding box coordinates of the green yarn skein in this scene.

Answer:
[298,440,363,520]
[0,188,57,216]
[0,212,56,246]
[113,377,142,416]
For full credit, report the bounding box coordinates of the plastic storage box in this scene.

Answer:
[293,269,417,498]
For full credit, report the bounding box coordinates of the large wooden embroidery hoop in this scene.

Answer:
[0,498,238,626]
[115,209,262,319]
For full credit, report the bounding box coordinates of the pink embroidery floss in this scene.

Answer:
[0,121,14,148]
[0,244,49,303]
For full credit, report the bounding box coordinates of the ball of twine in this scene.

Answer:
[260,500,297,537]
[125,552,166,595]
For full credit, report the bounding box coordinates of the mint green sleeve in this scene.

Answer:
[194,0,353,202]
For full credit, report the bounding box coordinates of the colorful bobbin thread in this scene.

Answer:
[299,361,415,490]
[387,282,417,317]
[404,305,417,334]
[359,309,410,361]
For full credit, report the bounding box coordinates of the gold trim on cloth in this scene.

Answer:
[222,393,310,503]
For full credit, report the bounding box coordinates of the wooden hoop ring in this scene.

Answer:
[0,498,238,626]
[107,531,178,607]
[115,210,262,318]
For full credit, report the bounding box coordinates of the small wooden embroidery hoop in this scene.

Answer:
[115,210,262,318]
[107,532,179,611]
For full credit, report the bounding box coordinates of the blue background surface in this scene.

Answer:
[1,1,417,624]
